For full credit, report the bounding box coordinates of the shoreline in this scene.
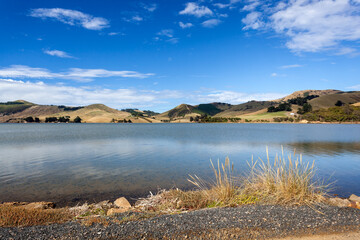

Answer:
[1,121,360,124]
[1,203,360,239]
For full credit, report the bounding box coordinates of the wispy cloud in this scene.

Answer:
[280,64,303,69]
[123,15,143,22]
[29,8,109,30]
[156,29,178,43]
[157,29,174,38]
[195,90,285,104]
[0,79,181,109]
[213,0,241,9]
[142,3,157,12]
[242,0,360,53]
[0,65,154,82]
[179,22,193,29]
[202,19,222,28]
[347,84,360,90]
[43,49,74,58]
[242,11,263,30]
[179,2,213,18]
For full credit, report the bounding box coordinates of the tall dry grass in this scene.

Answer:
[243,147,328,205]
[137,148,329,212]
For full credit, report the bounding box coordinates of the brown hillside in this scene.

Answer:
[215,101,276,117]
[49,104,131,123]
[157,104,199,119]
[275,89,341,102]
[309,91,360,110]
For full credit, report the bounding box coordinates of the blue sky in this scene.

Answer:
[0,0,360,112]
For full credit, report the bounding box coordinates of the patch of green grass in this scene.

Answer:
[241,111,288,120]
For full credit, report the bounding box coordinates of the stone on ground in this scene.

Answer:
[114,197,131,209]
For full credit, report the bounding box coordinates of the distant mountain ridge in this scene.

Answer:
[1,89,359,123]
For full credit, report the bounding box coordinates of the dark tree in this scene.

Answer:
[73,116,82,123]
[189,116,194,122]
[34,117,40,123]
[45,117,58,123]
[24,116,34,123]
[335,100,343,107]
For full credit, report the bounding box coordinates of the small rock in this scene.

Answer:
[328,197,350,207]
[114,197,131,209]
[349,194,360,202]
[348,201,360,209]
[107,208,128,216]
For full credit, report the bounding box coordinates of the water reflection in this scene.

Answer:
[287,142,360,156]
[0,123,359,204]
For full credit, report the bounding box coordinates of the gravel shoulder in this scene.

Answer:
[1,204,360,239]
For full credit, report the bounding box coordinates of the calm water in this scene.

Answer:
[0,123,359,205]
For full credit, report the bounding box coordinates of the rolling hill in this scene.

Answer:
[308,91,360,110]
[1,89,360,123]
[0,101,132,123]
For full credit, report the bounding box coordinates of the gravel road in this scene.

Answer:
[1,205,360,239]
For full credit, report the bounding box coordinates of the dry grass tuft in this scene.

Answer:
[0,205,72,227]
[243,147,328,205]
[136,148,329,212]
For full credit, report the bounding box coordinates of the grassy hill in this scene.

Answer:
[2,90,360,123]
[275,89,341,102]
[49,104,131,123]
[0,102,132,123]
[157,102,233,120]
[157,104,202,119]
[0,100,34,115]
[215,101,277,117]
[308,91,360,110]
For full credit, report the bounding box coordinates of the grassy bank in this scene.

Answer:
[136,148,329,212]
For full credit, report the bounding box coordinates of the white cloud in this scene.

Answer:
[0,65,57,78]
[214,0,241,9]
[167,38,179,44]
[43,49,74,58]
[29,8,109,30]
[242,1,260,11]
[347,84,360,90]
[196,90,285,104]
[179,2,213,17]
[179,22,193,29]
[0,79,180,108]
[242,0,360,53]
[131,15,143,22]
[280,64,303,69]
[242,11,263,30]
[335,47,357,55]
[142,3,157,12]
[271,73,278,77]
[202,19,222,28]
[157,29,174,38]
[0,65,154,82]
[108,32,120,36]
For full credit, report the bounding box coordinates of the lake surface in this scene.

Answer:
[0,123,359,205]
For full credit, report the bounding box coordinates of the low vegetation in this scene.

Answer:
[267,102,292,112]
[0,205,72,227]
[302,105,360,122]
[136,148,328,212]
[190,115,241,123]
